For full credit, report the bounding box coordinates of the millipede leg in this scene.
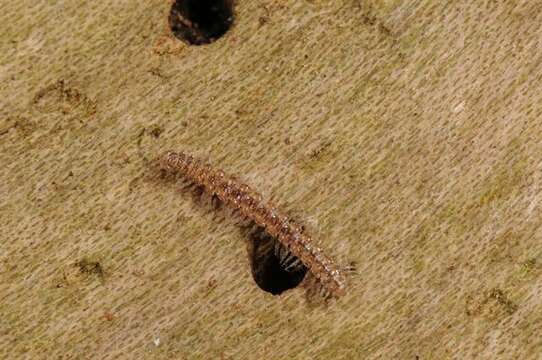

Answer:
[281,251,294,264]
[274,240,282,258]
[211,194,222,209]
[192,184,205,198]
[284,259,302,272]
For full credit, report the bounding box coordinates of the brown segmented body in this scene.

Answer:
[159,151,347,297]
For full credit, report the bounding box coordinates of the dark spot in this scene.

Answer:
[149,126,163,138]
[149,67,171,79]
[207,278,217,289]
[76,259,104,278]
[211,194,222,209]
[247,226,307,295]
[308,140,332,159]
[488,288,518,315]
[103,312,115,321]
[169,0,234,45]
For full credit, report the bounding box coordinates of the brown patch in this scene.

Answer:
[148,67,172,79]
[75,259,105,279]
[466,288,518,318]
[258,16,268,27]
[207,278,218,289]
[356,3,394,39]
[258,5,271,27]
[54,259,105,288]
[149,125,163,138]
[152,35,186,56]
[32,80,97,116]
[351,1,405,58]
[308,140,333,159]
[0,116,37,137]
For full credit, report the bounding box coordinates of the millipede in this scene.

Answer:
[158,150,348,298]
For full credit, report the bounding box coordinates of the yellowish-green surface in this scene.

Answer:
[1,0,541,358]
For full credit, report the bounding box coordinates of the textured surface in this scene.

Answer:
[1,0,541,359]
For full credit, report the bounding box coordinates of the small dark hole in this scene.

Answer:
[247,226,307,295]
[169,0,234,45]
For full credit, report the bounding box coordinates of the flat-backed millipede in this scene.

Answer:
[159,150,347,298]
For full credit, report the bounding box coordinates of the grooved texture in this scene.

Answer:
[1,0,541,359]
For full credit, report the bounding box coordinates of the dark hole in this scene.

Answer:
[247,226,308,295]
[169,0,234,45]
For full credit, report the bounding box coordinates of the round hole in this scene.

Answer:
[247,227,308,295]
[168,0,234,45]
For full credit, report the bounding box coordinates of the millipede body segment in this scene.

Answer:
[159,151,347,297]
